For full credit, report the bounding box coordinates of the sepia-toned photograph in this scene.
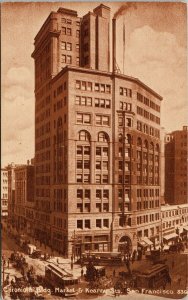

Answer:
[1,1,188,299]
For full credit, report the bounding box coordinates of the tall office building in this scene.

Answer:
[32,4,162,257]
[165,126,188,205]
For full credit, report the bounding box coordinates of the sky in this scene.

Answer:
[1,1,187,166]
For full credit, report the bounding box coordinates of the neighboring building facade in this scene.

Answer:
[7,163,18,231]
[161,204,188,246]
[1,168,8,219]
[165,126,188,205]
[14,162,35,236]
[32,4,163,257]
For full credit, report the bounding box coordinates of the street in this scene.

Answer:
[1,228,188,300]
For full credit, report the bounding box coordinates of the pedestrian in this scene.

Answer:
[81,268,84,277]
[113,269,116,277]
[57,258,59,264]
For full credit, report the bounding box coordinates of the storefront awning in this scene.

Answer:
[138,240,146,247]
[183,226,188,231]
[142,237,153,246]
[163,233,178,240]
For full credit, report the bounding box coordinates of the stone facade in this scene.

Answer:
[165,126,188,204]
[32,4,163,257]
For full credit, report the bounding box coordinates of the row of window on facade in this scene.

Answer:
[76,174,109,184]
[137,106,160,125]
[61,41,80,52]
[61,54,80,66]
[137,213,160,225]
[62,27,80,37]
[136,199,160,210]
[75,96,111,108]
[77,219,110,229]
[137,227,160,239]
[61,17,80,26]
[77,202,109,213]
[137,121,160,138]
[137,92,160,113]
[76,80,111,93]
[163,218,188,229]
[76,113,110,126]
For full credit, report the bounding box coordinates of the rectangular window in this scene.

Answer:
[84,160,90,169]
[76,174,82,183]
[77,220,83,229]
[67,28,72,36]
[77,145,82,155]
[62,27,66,34]
[106,85,111,93]
[81,81,86,91]
[103,190,109,198]
[84,174,90,183]
[96,203,101,212]
[61,42,66,50]
[87,82,92,91]
[95,83,100,92]
[62,55,66,63]
[103,175,108,184]
[96,161,101,170]
[101,84,105,92]
[103,219,109,228]
[77,203,83,212]
[75,96,81,105]
[77,189,83,198]
[96,190,102,199]
[76,80,81,89]
[67,42,72,51]
[85,219,90,228]
[76,57,80,66]
[84,146,90,155]
[76,30,80,37]
[76,44,80,51]
[67,55,72,64]
[96,147,101,156]
[77,160,82,169]
[96,219,102,228]
[85,189,90,198]
[96,174,101,183]
[103,203,109,212]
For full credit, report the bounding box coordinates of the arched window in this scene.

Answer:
[78,130,90,141]
[137,137,142,147]
[98,132,109,143]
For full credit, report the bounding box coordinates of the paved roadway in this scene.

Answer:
[2,229,188,300]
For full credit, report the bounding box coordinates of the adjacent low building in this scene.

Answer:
[161,204,188,246]
[14,161,35,237]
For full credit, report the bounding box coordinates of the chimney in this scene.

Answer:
[112,18,116,73]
